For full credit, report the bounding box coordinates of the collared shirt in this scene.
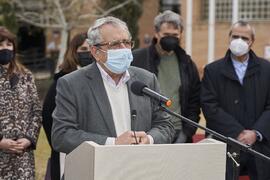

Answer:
[231,55,249,85]
[96,63,154,144]
[97,63,130,145]
[97,63,130,88]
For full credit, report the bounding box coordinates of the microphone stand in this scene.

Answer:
[159,104,270,180]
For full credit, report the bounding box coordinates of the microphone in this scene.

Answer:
[131,81,172,107]
[131,110,138,144]
[131,110,137,122]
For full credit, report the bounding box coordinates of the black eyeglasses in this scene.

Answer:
[94,39,135,49]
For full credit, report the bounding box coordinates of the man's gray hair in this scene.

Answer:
[154,10,184,32]
[229,20,255,41]
[87,16,131,46]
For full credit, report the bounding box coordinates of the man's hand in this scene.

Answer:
[115,131,149,145]
[136,131,150,144]
[237,130,256,145]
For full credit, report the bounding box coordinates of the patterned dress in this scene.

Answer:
[0,66,42,180]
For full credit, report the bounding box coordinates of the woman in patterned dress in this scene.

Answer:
[0,26,42,179]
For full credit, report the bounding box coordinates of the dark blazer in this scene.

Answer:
[132,43,201,142]
[201,50,270,179]
[51,63,175,154]
[42,71,67,180]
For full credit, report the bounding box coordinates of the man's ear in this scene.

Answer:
[249,39,254,48]
[90,46,100,61]
[179,31,183,39]
[154,32,159,39]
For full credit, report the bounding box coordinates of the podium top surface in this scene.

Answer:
[65,138,226,180]
[85,138,225,148]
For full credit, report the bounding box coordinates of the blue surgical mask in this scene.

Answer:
[104,48,133,74]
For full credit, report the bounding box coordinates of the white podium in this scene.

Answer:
[65,138,226,180]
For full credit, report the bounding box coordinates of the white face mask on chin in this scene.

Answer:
[229,38,249,57]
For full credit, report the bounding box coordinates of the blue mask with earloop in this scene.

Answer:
[104,48,133,74]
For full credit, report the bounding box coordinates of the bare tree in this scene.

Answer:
[9,0,139,70]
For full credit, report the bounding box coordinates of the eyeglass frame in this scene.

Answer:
[93,39,135,49]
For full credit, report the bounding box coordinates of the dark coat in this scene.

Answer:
[42,70,67,180]
[201,50,270,179]
[132,43,201,143]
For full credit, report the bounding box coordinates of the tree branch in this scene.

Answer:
[101,0,137,16]
[53,0,67,28]
[62,0,79,11]
[78,0,137,19]
[89,0,105,14]
[16,14,62,29]
[9,0,140,34]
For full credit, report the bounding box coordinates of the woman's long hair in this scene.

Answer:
[60,32,88,73]
[0,26,25,77]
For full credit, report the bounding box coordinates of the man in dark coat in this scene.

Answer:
[201,20,270,180]
[132,10,201,143]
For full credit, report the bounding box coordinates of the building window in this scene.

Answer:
[202,0,270,22]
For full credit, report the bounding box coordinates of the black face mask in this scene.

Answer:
[159,36,179,52]
[77,52,93,67]
[0,49,14,65]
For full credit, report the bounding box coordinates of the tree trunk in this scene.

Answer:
[55,28,69,72]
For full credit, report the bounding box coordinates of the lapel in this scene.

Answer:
[83,63,116,136]
[220,50,260,83]
[126,68,139,131]
[244,51,260,78]
[220,52,239,82]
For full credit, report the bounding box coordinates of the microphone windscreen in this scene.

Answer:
[131,81,147,96]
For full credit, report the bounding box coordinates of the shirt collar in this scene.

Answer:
[96,63,130,88]
[231,54,249,68]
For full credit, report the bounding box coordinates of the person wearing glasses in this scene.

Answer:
[51,16,175,155]
[132,10,201,143]
[201,20,270,180]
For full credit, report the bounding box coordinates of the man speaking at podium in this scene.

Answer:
[51,16,175,154]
